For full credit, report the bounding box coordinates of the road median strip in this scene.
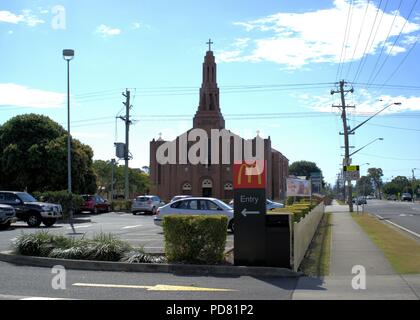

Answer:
[0,251,301,278]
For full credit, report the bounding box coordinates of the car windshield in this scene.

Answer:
[136,197,150,201]
[17,192,37,202]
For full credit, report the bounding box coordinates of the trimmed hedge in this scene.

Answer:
[33,191,84,219]
[163,215,228,264]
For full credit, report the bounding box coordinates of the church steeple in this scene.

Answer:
[193,39,225,131]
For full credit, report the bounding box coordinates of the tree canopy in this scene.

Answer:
[92,160,150,197]
[289,160,322,179]
[0,114,96,194]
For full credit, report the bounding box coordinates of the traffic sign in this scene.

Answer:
[343,165,360,180]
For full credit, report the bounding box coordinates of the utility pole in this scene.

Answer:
[332,80,355,212]
[110,158,116,200]
[118,89,132,200]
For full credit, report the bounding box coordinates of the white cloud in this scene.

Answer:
[219,0,420,68]
[0,83,65,109]
[302,88,420,115]
[95,24,122,37]
[0,10,44,26]
[132,22,141,29]
[7,30,13,35]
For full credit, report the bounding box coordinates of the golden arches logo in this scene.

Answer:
[237,162,263,185]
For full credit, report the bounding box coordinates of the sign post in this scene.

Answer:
[343,165,360,180]
[233,160,267,266]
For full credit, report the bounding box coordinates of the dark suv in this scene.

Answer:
[0,191,62,227]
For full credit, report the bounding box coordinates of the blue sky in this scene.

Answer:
[1,0,420,185]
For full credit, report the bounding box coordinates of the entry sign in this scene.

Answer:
[233,160,267,266]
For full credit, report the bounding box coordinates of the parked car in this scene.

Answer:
[387,194,397,201]
[352,196,367,205]
[80,194,111,214]
[170,195,192,203]
[266,199,285,210]
[0,204,16,230]
[366,195,375,200]
[228,199,284,211]
[132,195,163,215]
[401,193,412,201]
[0,191,62,227]
[154,197,234,232]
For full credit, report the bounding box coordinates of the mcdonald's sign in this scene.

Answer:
[233,160,266,189]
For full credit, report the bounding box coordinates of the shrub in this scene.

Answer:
[87,233,132,261]
[33,191,84,219]
[163,215,228,264]
[121,248,166,264]
[111,200,132,212]
[13,231,53,256]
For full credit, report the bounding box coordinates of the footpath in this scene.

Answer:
[292,201,420,300]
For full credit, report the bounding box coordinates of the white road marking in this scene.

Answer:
[66,224,92,230]
[399,214,407,217]
[375,214,420,238]
[122,225,143,229]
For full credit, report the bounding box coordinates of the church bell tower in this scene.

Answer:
[193,39,225,132]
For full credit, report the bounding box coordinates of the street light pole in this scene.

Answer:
[63,49,74,228]
[63,49,75,194]
[348,102,402,135]
[349,138,383,157]
[413,168,418,203]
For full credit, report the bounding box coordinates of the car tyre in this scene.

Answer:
[132,211,137,215]
[152,207,157,215]
[27,213,42,228]
[42,218,57,227]
[93,207,99,214]
[0,221,11,230]
[228,219,234,233]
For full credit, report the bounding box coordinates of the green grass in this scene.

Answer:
[335,199,345,205]
[299,213,332,276]
[352,213,420,274]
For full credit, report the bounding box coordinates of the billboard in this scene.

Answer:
[287,178,311,197]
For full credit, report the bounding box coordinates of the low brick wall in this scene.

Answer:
[292,203,325,271]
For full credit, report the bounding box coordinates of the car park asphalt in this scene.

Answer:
[0,211,234,254]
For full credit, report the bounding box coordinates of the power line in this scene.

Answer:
[358,152,420,161]
[365,0,403,86]
[352,0,385,83]
[379,38,418,89]
[336,0,354,82]
[344,0,371,80]
[367,0,418,86]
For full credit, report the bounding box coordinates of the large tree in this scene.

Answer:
[288,160,322,178]
[367,167,384,199]
[92,160,150,197]
[356,176,374,196]
[0,114,96,193]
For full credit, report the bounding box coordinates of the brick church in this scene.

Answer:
[149,43,289,202]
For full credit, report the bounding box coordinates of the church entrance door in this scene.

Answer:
[202,179,213,198]
[202,187,212,197]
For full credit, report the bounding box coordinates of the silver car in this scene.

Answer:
[154,197,234,232]
[132,195,162,215]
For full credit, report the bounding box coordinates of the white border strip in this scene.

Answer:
[375,214,420,238]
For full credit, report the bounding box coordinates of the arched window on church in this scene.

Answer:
[182,182,192,195]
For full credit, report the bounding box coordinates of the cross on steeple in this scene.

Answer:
[206,38,213,51]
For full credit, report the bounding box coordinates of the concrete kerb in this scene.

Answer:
[0,251,301,278]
